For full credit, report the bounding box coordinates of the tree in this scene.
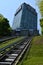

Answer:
[0,14,11,36]
[35,0,43,34]
[40,19,43,34]
[35,0,43,17]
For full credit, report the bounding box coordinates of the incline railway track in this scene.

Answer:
[0,37,26,58]
[0,37,32,65]
[0,36,17,43]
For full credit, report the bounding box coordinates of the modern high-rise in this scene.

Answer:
[12,3,38,35]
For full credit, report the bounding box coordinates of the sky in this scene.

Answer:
[0,0,41,33]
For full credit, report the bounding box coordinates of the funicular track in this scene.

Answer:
[0,36,17,43]
[0,37,32,65]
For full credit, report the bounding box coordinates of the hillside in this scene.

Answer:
[18,36,43,65]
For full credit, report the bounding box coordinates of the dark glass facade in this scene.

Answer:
[12,3,38,35]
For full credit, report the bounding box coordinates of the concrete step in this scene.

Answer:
[5,58,14,62]
[0,62,12,65]
[12,50,21,54]
[19,45,25,49]
[11,54,18,56]
[6,53,18,57]
[9,56,16,59]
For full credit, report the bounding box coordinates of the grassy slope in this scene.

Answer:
[0,37,24,49]
[18,36,43,65]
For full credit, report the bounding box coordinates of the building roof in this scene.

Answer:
[22,2,37,15]
[15,2,37,16]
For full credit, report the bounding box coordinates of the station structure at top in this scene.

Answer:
[12,3,39,36]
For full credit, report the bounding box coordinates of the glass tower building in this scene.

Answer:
[12,3,38,35]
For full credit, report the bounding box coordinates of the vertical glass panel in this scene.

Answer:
[12,10,22,29]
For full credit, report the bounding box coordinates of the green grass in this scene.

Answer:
[18,36,43,65]
[0,37,24,49]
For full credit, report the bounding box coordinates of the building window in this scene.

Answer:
[15,6,22,16]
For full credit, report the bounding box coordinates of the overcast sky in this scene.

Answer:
[0,0,41,33]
